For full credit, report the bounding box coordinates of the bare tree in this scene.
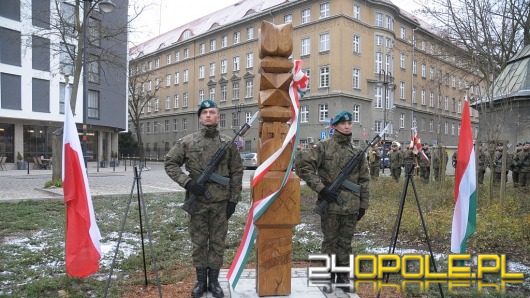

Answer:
[127,63,161,163]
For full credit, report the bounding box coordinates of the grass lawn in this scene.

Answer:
[0,176,529,297]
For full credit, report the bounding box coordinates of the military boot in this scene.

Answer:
[191,268,207,297]
[207,268,224,297]
[336,273,351,292]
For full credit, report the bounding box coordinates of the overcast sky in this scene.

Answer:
[129,0,423,45]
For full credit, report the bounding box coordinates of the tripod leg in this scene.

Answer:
[104,168,138,298]
[409,175,445,298]
[136,167,163,297]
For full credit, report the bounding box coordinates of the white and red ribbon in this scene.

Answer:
[227,60,307,289]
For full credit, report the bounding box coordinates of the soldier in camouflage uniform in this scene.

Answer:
[368,144,382,179]
[493,143,512,184]
[403,145,418,176]
[516,142,530,188]
[418,143,431,183]
[164,99,243,298]
[477,144,489,185]
[388,142,403,182]
[511,143,523,187]
[298,111,370,291]
[294,144,305,176]
[431,146,448,182]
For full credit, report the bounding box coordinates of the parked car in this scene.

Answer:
[380,148,390,169]
[242,152,258,169]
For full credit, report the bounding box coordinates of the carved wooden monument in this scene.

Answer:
[252,21,300,296]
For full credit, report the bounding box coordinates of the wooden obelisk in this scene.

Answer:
[253,21,300,296]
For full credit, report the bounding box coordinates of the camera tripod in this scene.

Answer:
[377,161,444,298]
[104,166,162,298]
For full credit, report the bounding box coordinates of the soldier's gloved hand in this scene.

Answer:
[226,202,237,219]
[319,187,340,203]
[185,180,207,197]
[357,208,366,221]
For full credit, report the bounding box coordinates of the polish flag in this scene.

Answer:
[62,84,102,277]
[410,127,429,161]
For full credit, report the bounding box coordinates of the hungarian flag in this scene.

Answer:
[451,96,477,253]
[410,127,428,161]
[62,84,102,277]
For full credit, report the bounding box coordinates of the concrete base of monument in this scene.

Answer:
[207,268,360,298]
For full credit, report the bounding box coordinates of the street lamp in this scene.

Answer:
[81,0,115,166]
[377,69,394,173]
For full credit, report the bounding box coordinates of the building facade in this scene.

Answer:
[0,0,128,168]
[129,0,479,157]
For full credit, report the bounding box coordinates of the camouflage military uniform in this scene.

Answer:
[511,144,523,187]
[402,147,418,176]
[298,132,370,267]
[477,147,489,185]
[418,147,431,183]
[516,143,530,188]
[493,148,512,184]
[431,147,448,182]
[164,126,243,269]
[388,148,403,182]
[294,146,305,176]
[368,146,382,179]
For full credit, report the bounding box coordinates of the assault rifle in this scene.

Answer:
[181,111,259,214]
[314,124,390,219]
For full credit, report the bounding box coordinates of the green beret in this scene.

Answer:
[332,111,353,125]
[197,99,218,116]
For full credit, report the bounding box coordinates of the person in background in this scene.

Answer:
[515,142,530,188]
[388,142,403,182]
[298,111,370,292]
[418,143,431,183]
[432,146,448,182]
[493,143,512,184]
[452,150,458,168]
[164,99,243,298]
[403,144,418,176]
[511,143,523,187]
[368,143,382,180]
[477,143,489,185]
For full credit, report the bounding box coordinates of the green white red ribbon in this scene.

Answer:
[227,60,307,289]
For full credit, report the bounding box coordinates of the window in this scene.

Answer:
[232,112,240,127]
[429,119,434,132]
[374,120,383,133]
[154,98,159,112]
[400,52,406,68]
[246,52,253,68]
[400,27,406,39]
[219,114,226,128]
[375,12,383,27]
[319,66,329,88]
[412,60,417,75]
[174,72,179,84]
[155,58,160,68]
[302,8,311,24]
[175,51,180,61]
[301,37,311,56]
[352,68,360,89]
[352,105,360,122]
[246,112,252,123]
[147,80,152,91]
[421,63,426,78]
[60,43,75,74]
[233,31,240,44]
[146,122,150,133]
[430,92,434,107]
[458,100,462,113]
[452,98,456,112]
[247,27,254,39]
[147,99,151,112]
[173,119,178,131]
[183,92,189,107]
[221,59,227,74]
[166,54,171,64]
[430,67,434,80]
[300,106,309,123]
[320,2,330,18]
[318,104,328,122]
[209,87,216,101]
[199,65,205,79]
[375,87,382,108]
[210,39,216,51]
[284,14,292,23]
[233,56,240,71]
[233,82,240,100]
[452,76,456,88]
[183,69,189,82]
[302,69,311,90]
[400,81,405,99]
[88,56,99,83]
[375,52,383,73]
[184,48,189,58]
[199,90,204,101]
[182,118,188,130]
[430,43,435,55]
[444,122,448,134]
[451,123,455,135]
[353,5,361,19]
[400,113,405,128]
[444,96,449,110]
[221,35,227,48]
[376,35,383,46]
[386,15,393,30]
[155,78,160,90]
[165,96,170,110]
[210,62,216,76]
[148,61,152,70]
[421,89,426,105]
[386,37,393,49]
[319,33,330,52]
[245,80,253,98]
[182,30,191,40]
[220,85,227,102]
[199,43,205,54]
[412,87,416,104]
[166,74,171,86]
[88,90,99,119]
[421,40,426,51]
[174,94,179,108]
[352,34,360,53]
